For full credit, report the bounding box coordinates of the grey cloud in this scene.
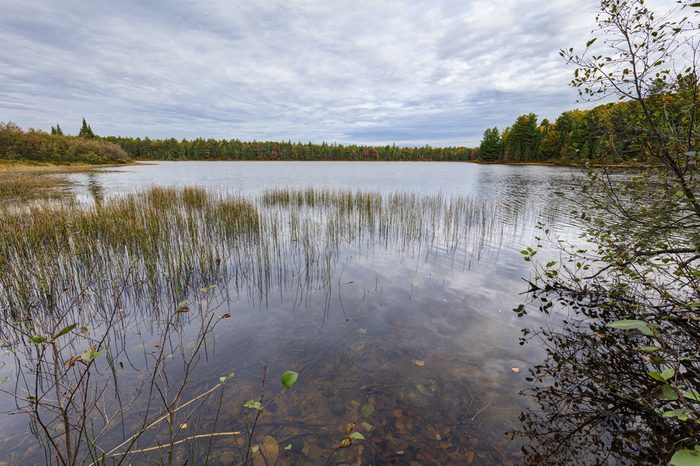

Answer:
[0,0,629,146]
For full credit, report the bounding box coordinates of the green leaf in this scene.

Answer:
[684,391,700,402]
[649,371,665,382]
[638,346,660,353]
[52,324,77,341]
[663,409,691,421]
[361,403,375,418]
[661,368,676,381]
[349,432,365,440]
[607,319,654,336]
[219,373,234,383]
[251,445,260,454]
[671,447,700,466]
[81,347,105,361]
[586,38,597,47]
[659,384,679,401]
[284,443,292,451]
[281,370,298,389]
[29,335,47,344]
[244,400,263,410]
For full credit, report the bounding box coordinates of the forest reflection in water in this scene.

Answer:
[0,185,586,464]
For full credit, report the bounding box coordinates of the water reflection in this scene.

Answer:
[0,179,577,464]
[513,298,700,465]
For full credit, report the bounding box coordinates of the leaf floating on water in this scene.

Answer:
[350,432,365,440]
[511,367,520,373]
[414,359,425,367]
[281,370,298,389]
[179,423,188,429]
[339,437,352,448]
[220,313,231,319]
[284,443,292,451]
[358,327,367,334]
[250,445,260,454]
[219,373,234,383]
[176,300,190,313]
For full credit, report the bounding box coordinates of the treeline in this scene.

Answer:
[103,136,474,161]
[0,122,129,164]
[477,93,699,163]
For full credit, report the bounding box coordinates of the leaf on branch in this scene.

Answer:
[606,319,654,336]
[52,324,77,341]
[670,447,700,466]
[244,400,263,410]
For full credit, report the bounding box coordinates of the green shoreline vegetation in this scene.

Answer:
[5,93,694,168]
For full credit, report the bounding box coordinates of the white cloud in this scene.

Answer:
[0,0,670,146]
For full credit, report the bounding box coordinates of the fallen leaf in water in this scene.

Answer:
[416,384,431,396]
[466,450,476,464]
[220,313,231,319]
[345,422,356,434]
[179,423,187,429]
[261,436,279,465]
[284,443,292,451]
[395,450,405,455]
[339,437,352,448]
[511,367,520,373]
[360,421,375,432]
[358,327,367,334]
[414,359,425,367]
[361,403,375,418]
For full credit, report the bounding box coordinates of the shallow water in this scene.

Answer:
[1,162,585,464]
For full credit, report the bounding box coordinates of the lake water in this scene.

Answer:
[1,162,585,464]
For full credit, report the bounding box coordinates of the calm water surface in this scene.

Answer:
[3,162,585,464]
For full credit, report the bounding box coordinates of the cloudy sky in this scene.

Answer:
[0,0,635,146]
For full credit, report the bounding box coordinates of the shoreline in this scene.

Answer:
[0,158,650,171]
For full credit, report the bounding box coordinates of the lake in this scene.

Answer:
[0,162,584,464]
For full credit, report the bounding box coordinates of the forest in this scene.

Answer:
[2,91,696,166]
[0,120,129,164]
[478,90,700,164]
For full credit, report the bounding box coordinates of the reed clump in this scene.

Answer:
[0,171,68,200]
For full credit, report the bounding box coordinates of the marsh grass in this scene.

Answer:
[0,186,533,464]
[0,171,69,200]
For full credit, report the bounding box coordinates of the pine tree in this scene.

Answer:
[55,124,63,136]
[478,127,502,161]
[79,118,95,139]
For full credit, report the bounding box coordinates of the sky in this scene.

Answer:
[0,0,641,146]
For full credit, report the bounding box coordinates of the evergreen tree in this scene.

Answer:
[55,123,63,136]
[79,118,95,139]
[478,127,502,161]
